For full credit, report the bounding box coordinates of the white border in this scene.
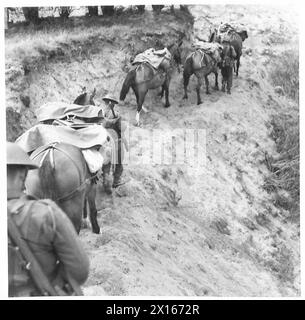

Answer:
[1,0,304,300]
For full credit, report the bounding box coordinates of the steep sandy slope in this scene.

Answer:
[5,6,299,296]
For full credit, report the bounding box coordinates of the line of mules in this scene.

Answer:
[22,25,248,237]
[120,26,248,122]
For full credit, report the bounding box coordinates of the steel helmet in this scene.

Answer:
[102,94,119,105]
[7,142,39,169]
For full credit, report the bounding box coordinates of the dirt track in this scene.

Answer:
[5,5,299,296]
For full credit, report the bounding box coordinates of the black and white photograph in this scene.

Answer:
[2,1,302,300]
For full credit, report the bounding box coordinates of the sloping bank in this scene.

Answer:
[5,7,299,296]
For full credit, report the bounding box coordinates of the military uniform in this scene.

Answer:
[101,96,126,190]
[8,193,89,297]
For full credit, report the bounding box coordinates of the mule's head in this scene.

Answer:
[238,30,248,42]
[167,39,183,65]
[74,88,96,106]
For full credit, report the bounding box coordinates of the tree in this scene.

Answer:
[136,5,145,14]
[88,6,98,16]
[152,5,164,14]
[22,7,39,24]
[180,5,189,13]
[58,6,73,19]
[4,8,8,29]
[101,6,115,16]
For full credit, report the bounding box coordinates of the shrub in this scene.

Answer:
[265,50,299,221]
[101,6,115,16]
[152,5,164,13]
[135,5,145,14]
[87,6,99,17]
[22,7,39,24]
[57,6,73,19]
[265,113,299,220]
[269,50,299,102]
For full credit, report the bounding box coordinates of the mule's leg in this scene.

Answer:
[222,77,226,92]
[214,70,219,90]
[102,163,112,195]
[82,198,90,229]
[159,84,165,98]
[113,142,124,188]
[87,184,100,234]
[135,90,147,126]
[132,85,148,113]
[236,56,240,76]
[83,198,88,219]
[142,106,149,113]
[196,74,203,105]
[227,66,233,94]
[132,86,143,126]
[221,68,226,92]
[164,79,170,108]
[204,75,210,95]
[183,70,191,100]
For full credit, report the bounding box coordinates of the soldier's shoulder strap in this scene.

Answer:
[7,207,59,296]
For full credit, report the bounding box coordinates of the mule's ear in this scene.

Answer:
[91,88,97,98]
[81,86,86,93]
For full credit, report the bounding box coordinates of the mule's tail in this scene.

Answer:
[183,56,193,82]
[38,149,58,201]
[120,69,136,101]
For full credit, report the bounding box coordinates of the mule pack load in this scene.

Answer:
[131,47,172,83]
[16,102,116,173]
[120,41,182,125]
[191,41,223,68]
[217,22,248,39]
[132,47,171,70]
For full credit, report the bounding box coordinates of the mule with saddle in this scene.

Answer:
[182,38,238,104]
[119,40,183,126]
[209,23,248,76]
[73,89,128,193]
[16,99,124,235]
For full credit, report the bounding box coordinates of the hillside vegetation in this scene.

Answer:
[5,5,299,296]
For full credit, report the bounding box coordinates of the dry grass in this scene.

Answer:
[264,51,299,220]
[5,9,191,68]
[265,113,299,218]
[269,50,299,102]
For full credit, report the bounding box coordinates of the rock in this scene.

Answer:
[244,48,252,55]
[223,111,232,120]
[255,212,271,227]
[241,217,257,231]
[274,86,284,95]
[20,94,30,108]
[211,218,231,235]
[5,65,23,82]
[204,238,215,250]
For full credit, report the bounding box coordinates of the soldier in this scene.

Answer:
[100,95,127,192]
[7,142,89,296]
[220,36,237,94]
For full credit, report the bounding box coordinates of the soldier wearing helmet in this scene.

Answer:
[7,142,89,296]
[100,95,127,192]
